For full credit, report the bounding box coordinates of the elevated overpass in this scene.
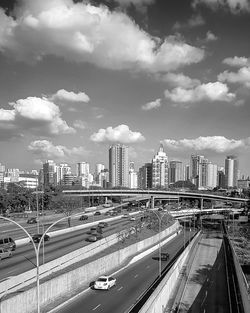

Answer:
[63,189,249,204]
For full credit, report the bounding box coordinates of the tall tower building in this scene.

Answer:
[43,160,57,188]
[0,162,5,188]
[225,155,239,188]
[169,161,184,184]
[56,163,71,185]
[190,155,205,187]
[95,163,105,185]
[138,163,152,189]
[76,162,90,177]
[109,144,129,188]
[152,144,168,189]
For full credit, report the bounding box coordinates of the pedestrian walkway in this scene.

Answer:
[168,230,228,313]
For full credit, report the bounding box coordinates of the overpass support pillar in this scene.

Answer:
[151,196,154,210]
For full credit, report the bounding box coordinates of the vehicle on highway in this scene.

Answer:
[93,276,116,290]
[86,233,103,242]
[130,217,136,221]
[98,222,108,228]
[87,227,103,234]
[27,217,37,224]
[0,236,16,251]
[122,213,129,218]
[31,234,50,243]
[79,215,88,221]
[0,247,12,260]
[94,211,101,216]
[160,252,169,261]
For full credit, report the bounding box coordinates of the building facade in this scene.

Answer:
[152,144,168,189]
[109,144,129,188]
[225,155,239,188]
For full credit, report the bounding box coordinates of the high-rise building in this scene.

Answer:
[43,160,57,188]
[109,144,129,188]
[138,163,152,189]
[152,144,168,189]
[6,168,20,182]
[169,161,184,184]
[0,163,5,188]
[207,163,218,189]
[129,162,138,189]
[225,155,239,188]
[56,163,71,185]
[76,162,90,177]
[95,163,105,185]
[190,155,205,187]
[184,164,190,181]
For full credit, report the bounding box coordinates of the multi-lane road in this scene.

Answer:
[0,217,137,281]
[52,232,190,313]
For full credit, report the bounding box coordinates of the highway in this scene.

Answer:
[0,218,135,281]
[53,232,193,313]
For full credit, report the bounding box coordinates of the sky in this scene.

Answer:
[0,0,250,176]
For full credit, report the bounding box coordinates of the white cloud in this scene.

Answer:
[0,0,204,73]
[28,140,88,161]
[113,0,155,7]
[164,82,235,104]
[218,67,250,88]
[173,14,205,30]
[90,124,145,144]
[0,96,75,139]
[142,98,161,111]
[205,31,218,41]
[192,0,250,13]
[222,56,250,67]
[163,136,250,153]
[159,72,200,88]
[73,120,86,130]
[51,89,90,103]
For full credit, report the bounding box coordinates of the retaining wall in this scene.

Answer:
[0,222,180,313]
[138,231,201,313]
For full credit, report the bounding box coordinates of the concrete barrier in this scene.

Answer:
[138,231,201,313]
[0,222,180,313]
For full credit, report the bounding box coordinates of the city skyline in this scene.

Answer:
[0,0,250,176]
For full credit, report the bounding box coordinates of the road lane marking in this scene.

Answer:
[118,286,123,291]
[92,304,101,311]
[201,291,207,306]
[134,274,138,278]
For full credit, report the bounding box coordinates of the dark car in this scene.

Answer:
[98,222,108,228]
[86,233,103,242]
[27,217,37,224]
[79,215,88,221]
[160,252,169,261]
[94,211,101,216]
[31,234,50,243]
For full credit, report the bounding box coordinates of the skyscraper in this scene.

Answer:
[109,144,129,188]
[225,155,239,188]
[169,161,184,184]
[76,162,90,177]
[138,163,152,189]
[43,160,57,188]
[152,144,168,189]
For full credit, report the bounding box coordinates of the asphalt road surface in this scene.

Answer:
[54,232,192,313]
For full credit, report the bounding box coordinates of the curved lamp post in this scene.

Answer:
[0,212,83,313]
[145,208,171,277]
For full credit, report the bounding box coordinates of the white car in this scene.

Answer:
[0,248,12,260]
[94,276,116,290]
[130,217,136,221]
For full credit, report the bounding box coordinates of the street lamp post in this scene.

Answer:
[0,212,84,313]
[146,208,170,277]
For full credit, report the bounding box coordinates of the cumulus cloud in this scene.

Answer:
[113,0,155,7]
[51,89,90,104]
[163,136,250,153]
[28,140,88,162]
[192,0,250,13]
[90,124,145,144]
[159,72,200,88]
[0,0,204,73]
[222,56,250,67]
[73,119,86,130]
[0,96,75,140]
[164,82,235,105]
[218,67,250,88]
[173,14,205,30]
[205,31,218,41]
[142,98,161,111]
